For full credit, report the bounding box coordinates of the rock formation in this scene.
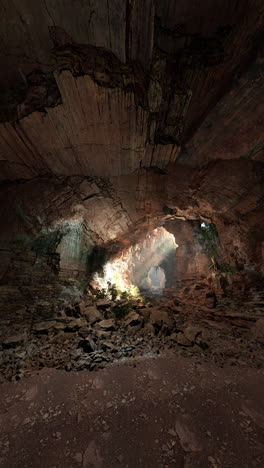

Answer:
[0,0,263,332]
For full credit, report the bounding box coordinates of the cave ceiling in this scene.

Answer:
[0,0,263,267]
[0,0,263,182]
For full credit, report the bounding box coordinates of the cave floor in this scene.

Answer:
[0,352,264,468]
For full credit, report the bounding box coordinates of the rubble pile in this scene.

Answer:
[1,289,264,383]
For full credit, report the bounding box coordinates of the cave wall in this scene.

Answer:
[0,157,263,324]
[164,218,260,302]
[0,178,91,322]
[0,1,263,324]
[165,220,211,288]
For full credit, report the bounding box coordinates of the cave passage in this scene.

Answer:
[92,227,178,297]
[140,265,166,295]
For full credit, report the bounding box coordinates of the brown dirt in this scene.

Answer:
[0,352,264,468]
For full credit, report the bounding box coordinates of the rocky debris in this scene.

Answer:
[177,333,192,347]
[141,323,155,336]
[94,329,112,339]
[2,333,27,348]
[78,326,91,338]
[101,341,118,353]
[166,332,178,343]
[79,338,97,354]
[97,319,115,331]
[83,306,103,324]
[140,308,151,320]
[124,311,142,327]
[127,324,142,336]
[32,321,58,332]
[66,318,87,331]
[208,456,222,468]
[50,331,73,343]
[183,326,202,344]
[0,291,264,383]
[53,322,67,331]
[96,299,113,309]
[148,309,174,329]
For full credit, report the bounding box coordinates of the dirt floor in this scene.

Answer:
[0,351,264,468]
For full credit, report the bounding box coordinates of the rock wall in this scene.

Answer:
[165,220,211,287]
[0,1,264,181]
[1,156,262,324]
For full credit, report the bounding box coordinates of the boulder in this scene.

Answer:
[166,332,178,343]
[83,306,103,324]
[149,309,174,329]
[94,329,112,339]
[124,311,142,327]
[101,341,118,352]
[2,333,27,348]
[53,322,67,331]
[127,323,142,336]
[139,308,151,320]
[50,331,75,343]
[97,319,116,330]
[183,326,202,343]
[177,333,192,347]
[141,323,155,336]
[96,299,113,309]
[66,318,87,331]
[79,298,94,314]
[78,326,91,338]
[32,321,57,332]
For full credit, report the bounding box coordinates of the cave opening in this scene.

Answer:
[140,265,166,295]
[92,226,178,297]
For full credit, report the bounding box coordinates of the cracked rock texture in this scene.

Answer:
[1,1,264,179]
[0,158,263,320]
[0,1,263,324]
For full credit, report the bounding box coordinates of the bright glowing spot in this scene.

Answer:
[92,227,178,297]
[140,266,166,294]
[93,256,131,292]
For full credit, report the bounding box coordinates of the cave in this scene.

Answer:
[141,266,166,295]
[92,227,178,297]
[0,1,264,467]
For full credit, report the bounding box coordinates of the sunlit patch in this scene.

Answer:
[140,266,166,295]
[92,227,178,297]
[93,256,132,294]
